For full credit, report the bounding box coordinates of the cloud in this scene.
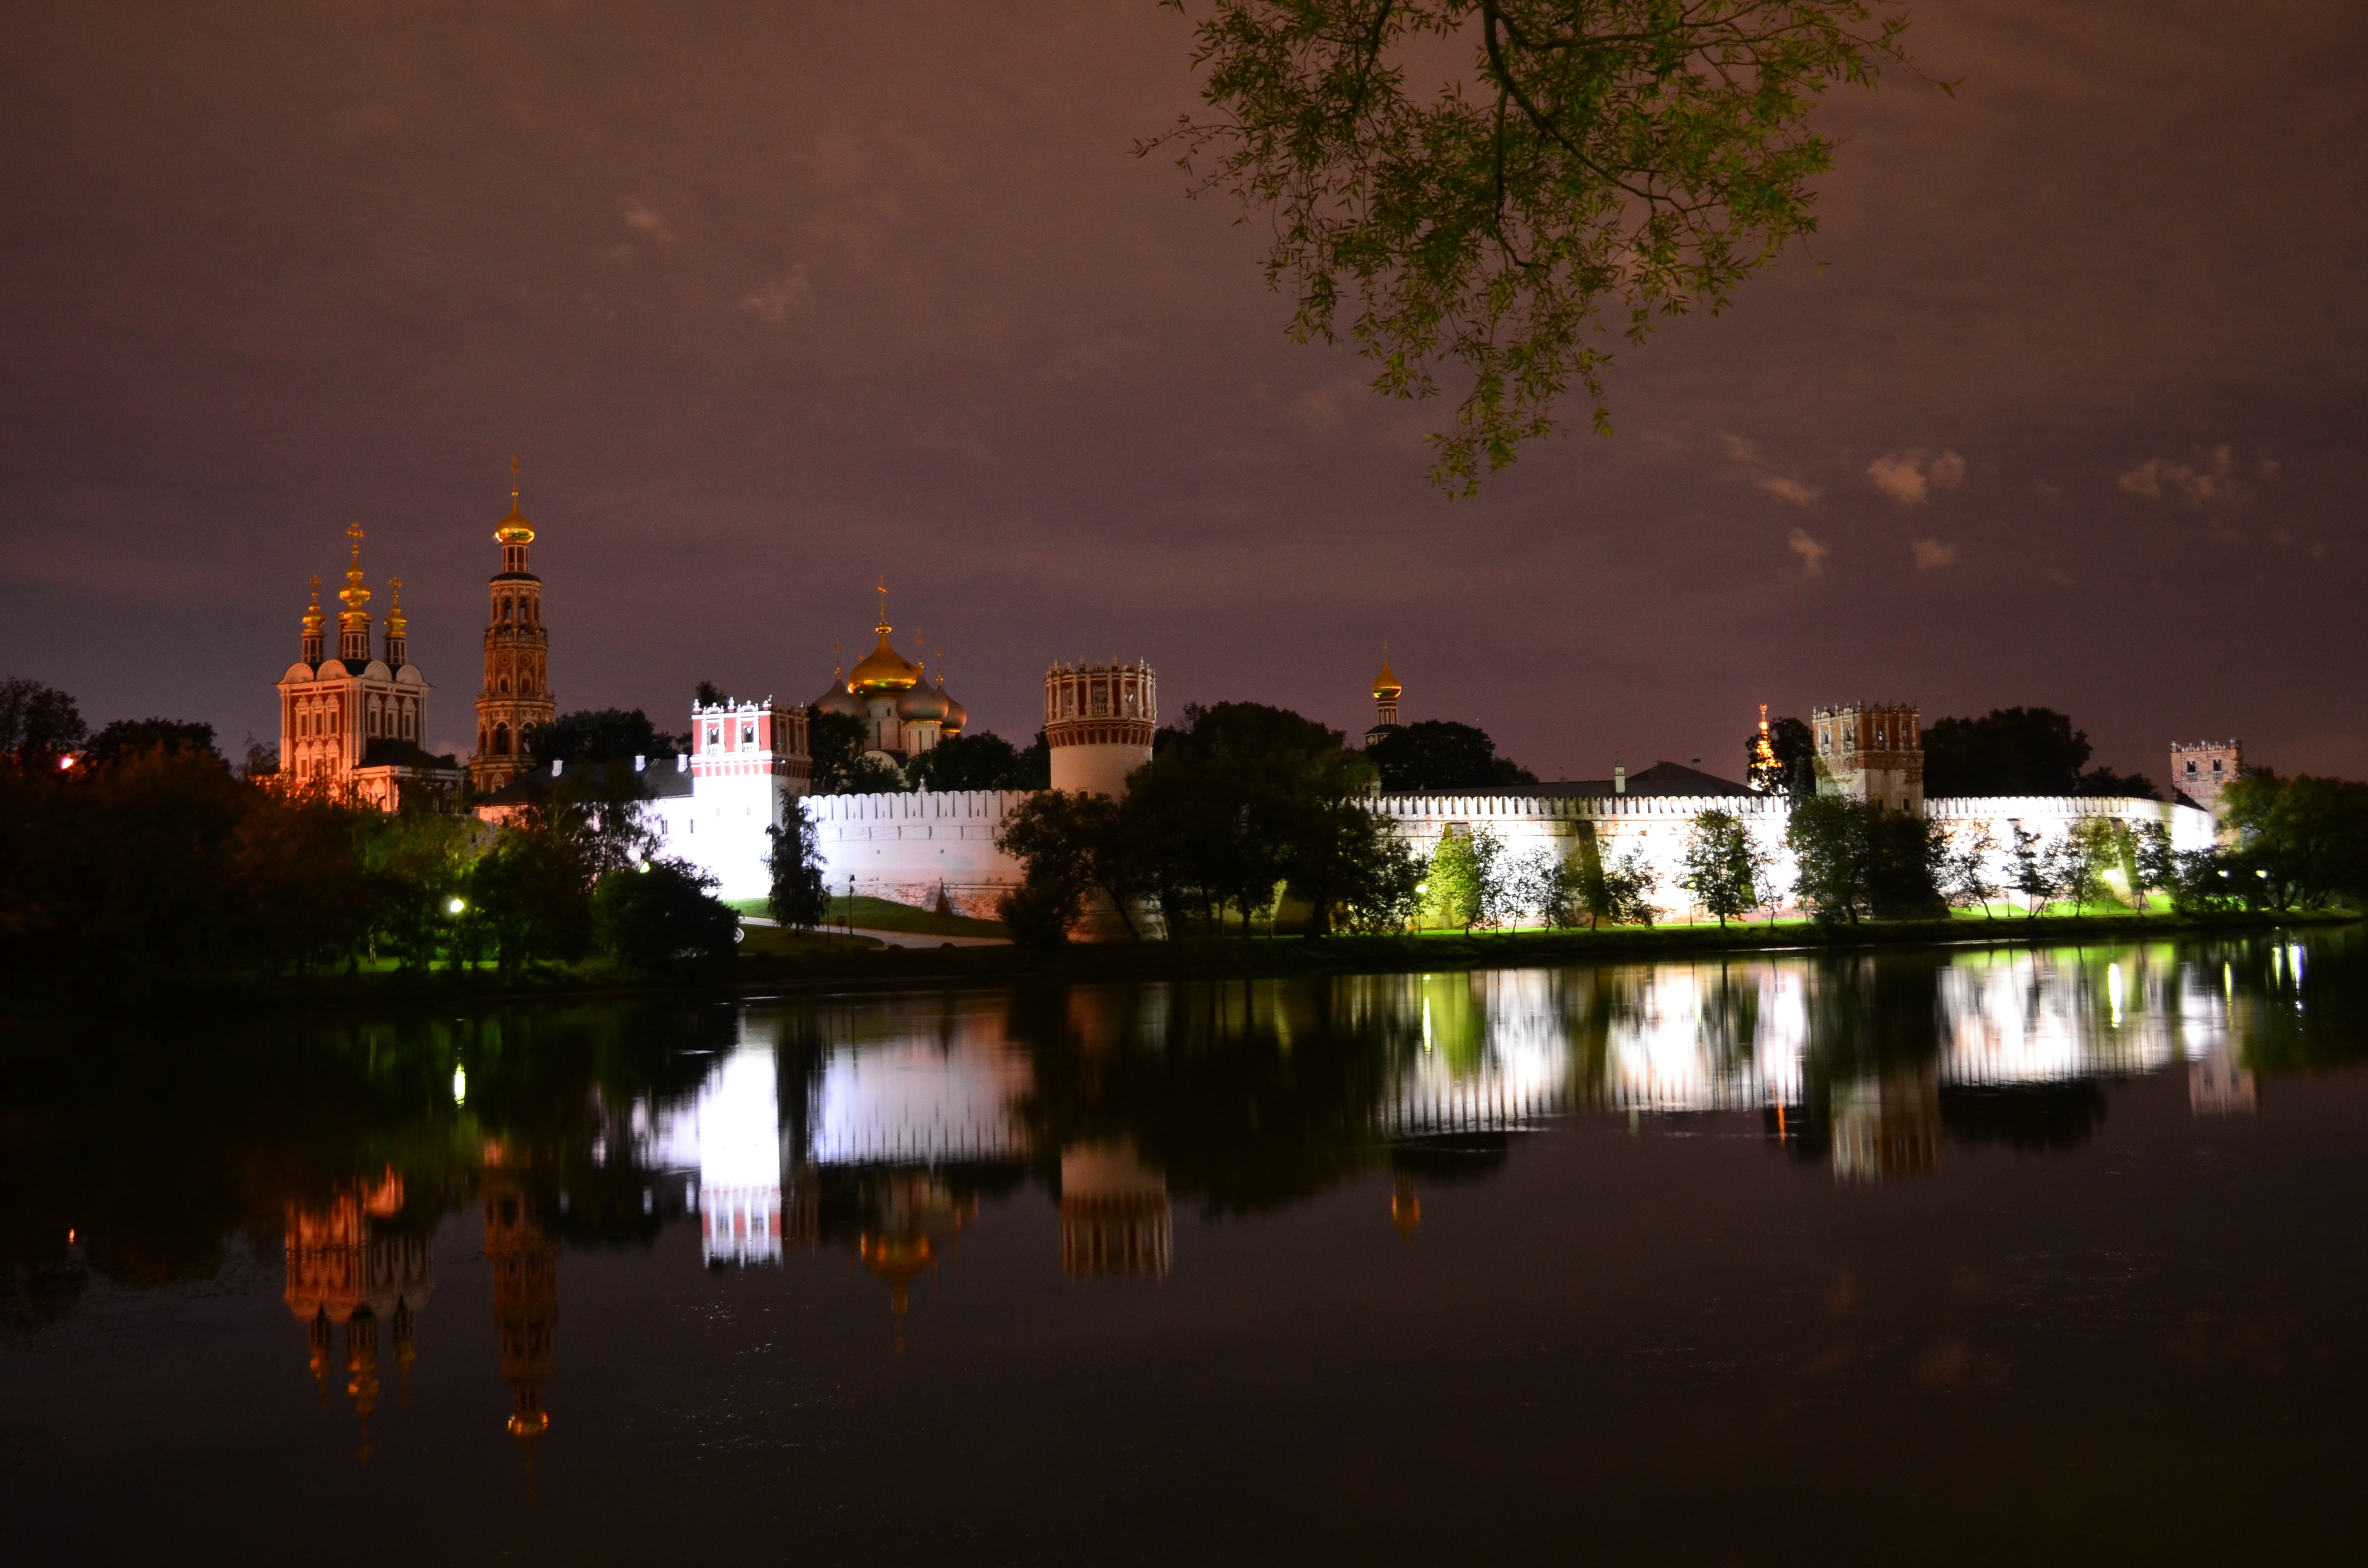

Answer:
[740,269,815,326]
[1787,527,1829,576]
[622,199,676,244]
[1721,432,1761,464]
[1756,475,1820,507]
[2117,444,2242,505]
[1912,539,1958,569]
[1866,449,1965,506]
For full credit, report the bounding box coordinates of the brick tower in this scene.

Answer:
[1044,658,1156,796]
[469,463,556,794]
[2170,739,2242,814]
[1812,701,1924,810]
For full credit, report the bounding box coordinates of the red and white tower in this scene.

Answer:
[469,464,556,794]
[1043,658,1156,796]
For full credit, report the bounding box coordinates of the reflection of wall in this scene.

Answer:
[1058,1142,1171,1282]
[283,1167,432,1462]
[1831,1070,1941,1182]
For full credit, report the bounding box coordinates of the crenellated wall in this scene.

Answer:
[674,785,2220,925]
[805,789,1034,919]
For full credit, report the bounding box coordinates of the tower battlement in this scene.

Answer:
[1044,659,1155,796]
[2170,738,2242,813]
[1812,701,1923,810]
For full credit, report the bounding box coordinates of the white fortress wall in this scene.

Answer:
[806,788,1033,919]
[654,781,2217,921]
[1368,792,1792,922]
[645,771,791,904]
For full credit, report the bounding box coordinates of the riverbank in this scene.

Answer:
[4,907,2353,1019]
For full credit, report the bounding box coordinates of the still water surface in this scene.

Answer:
[6,933,2367,1563]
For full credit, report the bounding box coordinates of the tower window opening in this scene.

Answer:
[2212,758,2224,773]
[706,723,720,752]
[741,723,756,749]
[494,724,510,756]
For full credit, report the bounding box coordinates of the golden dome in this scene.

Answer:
[495,458,535,544]
[847,587,918,695]
[1371,649,1402,701]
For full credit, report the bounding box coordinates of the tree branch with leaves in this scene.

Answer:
[1146,0,1930,491]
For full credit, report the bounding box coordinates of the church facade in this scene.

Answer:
[275,522,463,811]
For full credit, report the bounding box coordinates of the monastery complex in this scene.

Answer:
[271,486,2221,925]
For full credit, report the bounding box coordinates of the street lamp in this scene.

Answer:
[447,896,465,915]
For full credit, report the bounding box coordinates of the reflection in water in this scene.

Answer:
[483,1148,557,1467]
[283,1167,432,1461]
[6,931,2360,1476]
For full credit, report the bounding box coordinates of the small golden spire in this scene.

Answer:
[385,578,407,638]
[339,524,371,618]
[511,454,519,504]
[303,575,325,635]
[1371,641,1402,701]
[875,578,889,636]
[494,460,535,545]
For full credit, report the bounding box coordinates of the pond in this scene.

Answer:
[5,932,2366,1563]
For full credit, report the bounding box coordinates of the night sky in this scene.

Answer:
[3,1,2362,783]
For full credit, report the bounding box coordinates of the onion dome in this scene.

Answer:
[1372,650,1402,701]
[494,461,535,545]
[896,665,950,724]
[938,677,967,738]
[813,667,863,719]
[847,587,920,696]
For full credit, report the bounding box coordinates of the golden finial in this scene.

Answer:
[494,461,536,545]
[875,578,889,636]
[339,524,371,617]
[385,577,407,637]
[511,454,519,504]
[1371,640,1402,701]
[303,575,325,634]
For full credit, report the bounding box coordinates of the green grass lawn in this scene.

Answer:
[728,894,1006,938]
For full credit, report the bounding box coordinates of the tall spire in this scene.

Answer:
[875,577,889,637]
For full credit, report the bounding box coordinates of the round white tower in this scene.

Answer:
[1044,658,1155,796]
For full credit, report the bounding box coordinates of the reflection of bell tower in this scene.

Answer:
[1389,1174,1421,1244]
[283,1167,433,1464]
[1058,1142,1171,1281]
[482,1156,558,1465]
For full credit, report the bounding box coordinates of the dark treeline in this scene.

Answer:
[995,702,1422,943]
[0,678,743,995]
[1747,705,2162,798]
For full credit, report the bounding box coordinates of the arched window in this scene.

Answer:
[494,723,510,756]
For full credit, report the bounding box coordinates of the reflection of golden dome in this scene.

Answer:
[1372,651,1402,701]
[849,589,920,695]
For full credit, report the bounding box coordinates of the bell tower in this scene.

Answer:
[469,461,557,794]
[1044,658,1155,796]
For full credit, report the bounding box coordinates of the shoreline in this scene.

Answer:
[3,908,2353,1021]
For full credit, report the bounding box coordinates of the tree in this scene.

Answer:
[526,707,681,766]
[358,808,482,968]
[1787,796,1939,922]
[765,809,831,930]
[592,858,739,977]
[996,790,1146,938]
[2134,821,2179,905]
[1425,830,1487,931]
[1937,823,1999,919]
[83,718,218,768]
[1677,809,1764,926]
[2059,818,2125,910]
[1583,842,1658,926]
[906,731,1050,791]
[2219,772,2368,910]
[1366,720,1536,792]
[2005,823,2059,916]
[467,807,599,974]
[1331,829,1426,932]
[1147,0,1924,491]
[1124,701,1373,935]
[0,676,87,768]
[807,711,876,795]
[1922,708,2134,797]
